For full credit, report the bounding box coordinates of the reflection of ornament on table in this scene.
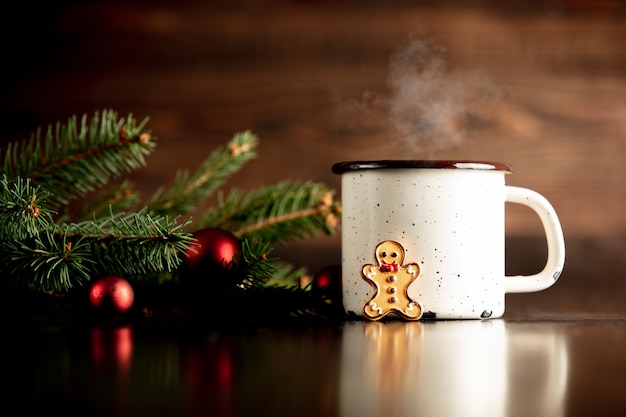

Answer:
[90,325,134,372]
[182,336,235,416]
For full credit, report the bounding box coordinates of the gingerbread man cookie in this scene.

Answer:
[361,240,423,321]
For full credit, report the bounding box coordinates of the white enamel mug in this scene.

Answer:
[332,160,565,320]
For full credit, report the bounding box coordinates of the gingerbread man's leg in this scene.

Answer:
[394,299,423,320]
[390,269,422,320]
[363,295,386,320]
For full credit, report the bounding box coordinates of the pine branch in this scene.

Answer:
[2,207,195,292]
[263,260,309,288]
[0,175,56,241]
[68,208,194,277]
[1,109,154,208]
[237,237,278,285]
[199,180,341,245]
[2,229,95,292]
[0,109,345,323]
[146,130,258,216]
[178,239,331,322]
[71,179,140,222]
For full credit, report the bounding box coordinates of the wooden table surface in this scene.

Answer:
[3,2,626,416]
[7,312,626,417]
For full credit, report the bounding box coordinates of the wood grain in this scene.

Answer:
[2,1,625,272]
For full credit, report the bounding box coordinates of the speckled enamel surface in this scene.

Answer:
[339,167,507,319]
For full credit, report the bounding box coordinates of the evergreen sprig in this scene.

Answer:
[3,228,94,292]
[147,130,258,216]
[69,208,194,277]
[2,207,194,292]
[237,237,278,285]
[71,179,139,221]
[0,109,344,323]
[1,109,154,208]
[200,180,341,245]
[0,175,55,241]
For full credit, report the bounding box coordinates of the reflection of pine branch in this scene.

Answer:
[200,180,341,245]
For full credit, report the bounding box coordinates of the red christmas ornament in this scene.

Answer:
[89,275,134,313]
[183,227,242,272]
[312,264,342,302]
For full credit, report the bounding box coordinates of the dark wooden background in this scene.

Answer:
[2,0,626,313]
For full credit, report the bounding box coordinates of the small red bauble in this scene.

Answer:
[183,227,242,271]
[89,275,134,313]
[312,264,342,302]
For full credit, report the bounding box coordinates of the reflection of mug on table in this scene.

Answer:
[339,321,569,417]
[332,160,566,320]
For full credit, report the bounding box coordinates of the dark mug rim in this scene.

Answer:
[332,160,513,174]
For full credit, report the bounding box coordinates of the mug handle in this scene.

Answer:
[505,186,566,293]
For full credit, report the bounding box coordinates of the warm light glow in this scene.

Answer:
[340,320,568,417]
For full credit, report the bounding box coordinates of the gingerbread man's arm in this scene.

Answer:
[362,264,378,283]
[404,262,420,278]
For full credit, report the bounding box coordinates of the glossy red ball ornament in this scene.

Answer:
[312,264,342,302]
[184,227,242,271]
[89,275,134,313]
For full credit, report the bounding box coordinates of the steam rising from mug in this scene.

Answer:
[337,36,504,157]
[387,37,503,155]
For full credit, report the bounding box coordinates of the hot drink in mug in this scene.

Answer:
[332,160,565,320]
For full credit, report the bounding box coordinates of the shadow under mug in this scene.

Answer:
[332,160,566,320]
